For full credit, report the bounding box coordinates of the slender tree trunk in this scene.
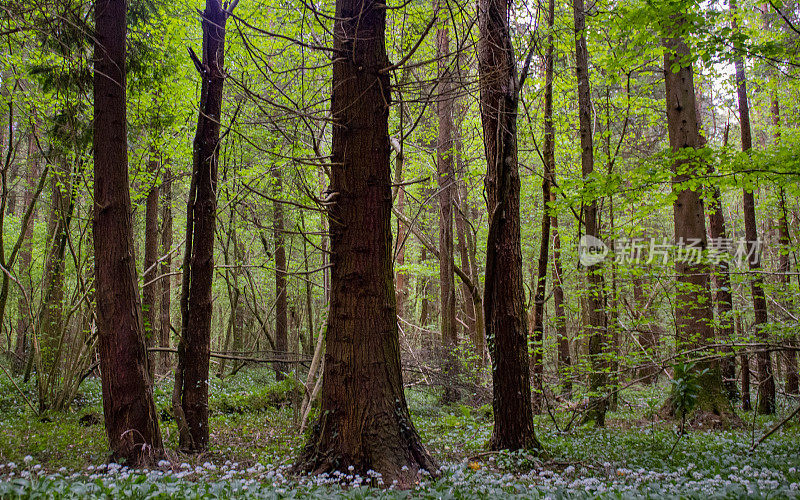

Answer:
[552,208,571,396]
[573,0,607,426]
[661,15,732,419]
[707,122,738,401]
[393,139,408,320]
[159,166,173,373]
[93,0,162,464]
[273,168,288,381]
[14,129,38,370]
[731,0,774,414]
[530,0,556,414]
[38,159,72,386]
[778,190,797,394]
[478,0,542,451]
[297,0,437,485]
[174,0,229,452]
[436,12,459,404]
[143,157,160,373]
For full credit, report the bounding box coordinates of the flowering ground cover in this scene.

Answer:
[1,368,798,498]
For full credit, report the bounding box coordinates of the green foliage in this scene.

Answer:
[669,362,707,428]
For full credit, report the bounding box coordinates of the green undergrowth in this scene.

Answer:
[1,364,799,498]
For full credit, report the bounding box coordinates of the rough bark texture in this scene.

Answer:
[731,0,774,414]
[436,15,459,404]
[297,0,437,486]
[273,168,288,381]
[662,20,733,420]
[143,157,160,373]
[93,0,162,464]
[574,0,607,426]
[478,0,542,451]
[174,0,227,452]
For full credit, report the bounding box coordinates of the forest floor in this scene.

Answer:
[0,365,798,498]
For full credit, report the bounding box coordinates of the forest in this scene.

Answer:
[0,0,799,497]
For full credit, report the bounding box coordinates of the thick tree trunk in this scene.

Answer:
[143,157,160,373]
[93,0,162,464]
[436,14,459,404]
[573,0,607,426]
[731,0,774,414]
[273,168,288,381]
[159,166,173,373]
[530,0,556,414]
[478,0,542,451]
[662,18,732,420]
[298,0,437,485]
[174,0,228,452]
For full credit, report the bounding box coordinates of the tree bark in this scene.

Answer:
[731,0,774,414]
[573,0,607,426]
[478,0,542,451]
[662,15,732,419]
[14,129,39,370]
[143,157,160,374]
[159,166,173,373]
[436,12,459,404]
[297,0,437,485]
[93,0,162,464]
[273,168,288,381]
[707,121,738,401]
[530,0,556,414]
[174,0,229,452]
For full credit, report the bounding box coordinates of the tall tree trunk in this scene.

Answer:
[393,143,408,320]
[273,168,288,381]
[93,0,162,464]
[297,0,437,485]
[770,80,796,395]
[159,166,173,373]
[454,153,482,364]
[38,160,72,386]
[530,0,556,414]
[573,0,607,426]
[174,0,229,452]
[731,0,774,414]
[552,207,571,396]
[661,14,732,419]
[707,122,738,401]
[14,129,39,370]
[478,0,542,451]
[143,157,160,374]
[436,11,459,404]
[779,189,797,394]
